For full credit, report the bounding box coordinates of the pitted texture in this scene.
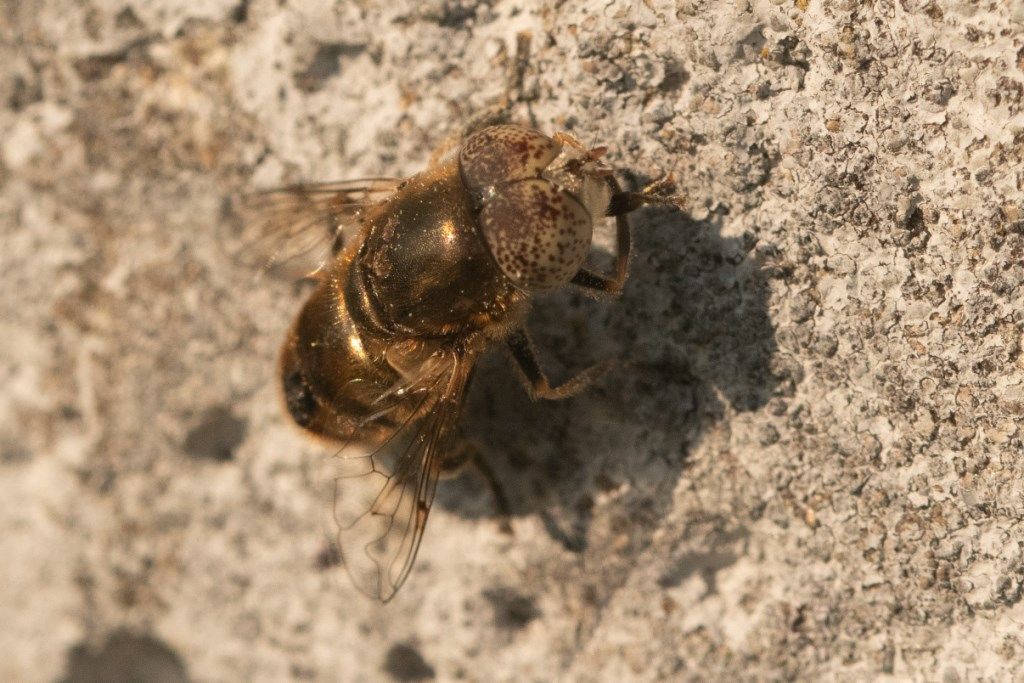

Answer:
[459,125,562,198]
[479,179,592,290]
[6,1,1024,681]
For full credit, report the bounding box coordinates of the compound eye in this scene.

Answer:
[479,179,592,291]
[460,125,562,197]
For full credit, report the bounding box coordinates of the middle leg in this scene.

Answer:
[506,328,612,400]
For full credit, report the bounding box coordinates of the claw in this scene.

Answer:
[639,173,688,211]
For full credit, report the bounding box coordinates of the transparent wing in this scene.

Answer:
[224,178,401,276]
[323,351,473,602]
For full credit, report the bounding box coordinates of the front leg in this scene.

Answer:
[460,31,536,135]
[427,32,535,167]
[571,174,684,296]
[569,175,634,296]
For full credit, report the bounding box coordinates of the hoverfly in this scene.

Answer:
[240,123,668,601]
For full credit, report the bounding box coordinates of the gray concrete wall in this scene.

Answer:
[2,1,1023,680]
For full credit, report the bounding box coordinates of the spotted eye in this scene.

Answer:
[459,125,562,198]
[479,179,592,291]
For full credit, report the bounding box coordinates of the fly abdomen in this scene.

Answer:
[279,265,404,445]
[282,367,317,429]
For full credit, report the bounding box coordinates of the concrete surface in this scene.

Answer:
[2,0,1024,680]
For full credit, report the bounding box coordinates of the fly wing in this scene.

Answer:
[323,350,473,602]
[225,178,401,277]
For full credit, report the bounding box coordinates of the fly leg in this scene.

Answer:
[571,174,684,296]
[430,31,532,164]
[569,174,634,296]
[502,31,534,111]
[459,31,535,136]
[441,439,514,534]
[507,328,613,400]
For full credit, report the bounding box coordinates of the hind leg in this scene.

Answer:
[440,438,514,534]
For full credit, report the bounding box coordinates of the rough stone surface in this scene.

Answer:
[3,1,1024,681]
